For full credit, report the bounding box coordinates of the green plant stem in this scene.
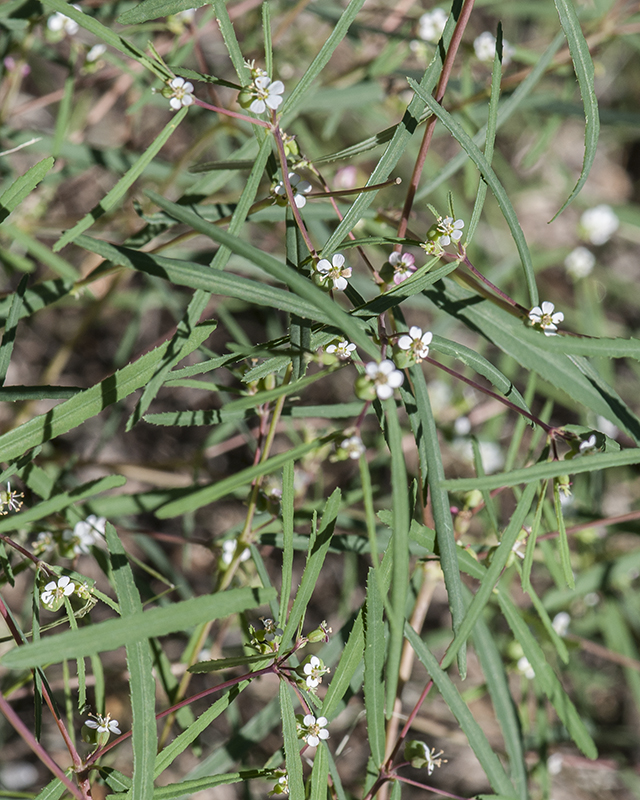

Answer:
[396,0,476,243]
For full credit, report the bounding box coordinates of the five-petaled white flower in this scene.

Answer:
[528,301,564,336]
[314,254,352,291]
[326,339,356,360]
[417,8,448,43]
[565,246,595,279]
[273,172,312,208]
[41,576,75,608]
[64,514,106,556]
[167,77,195,110]
[0,482,23,514]
[397,327,433,363]
[297,714,330,747]
[85,712,121,736]
[388,251,417,284]
[249,75,284,115]
[364,360,404,400]
[437,216,464,246]
[340,435,366,460]
[474,31,515,65]
[302,655,330,689]
[579,204,619,245]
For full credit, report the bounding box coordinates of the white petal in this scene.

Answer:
[316,259,331,273]
[318,728,330,740]
[288,172,300,186]
[540,301,555,315]
[365,362,379,378]
[269,80,284,94]
[376,384,394,400]
[169,97,182,110]
[109,723,121,734]
[59,576,71,587]
[529,306,542,317]
[332,253,345,268]
[44,581,57,592]
[310,656,320,667]
[63,583,75,596]
[408,326,422,339]
[307,734,319,747]
[397,335,412,350]
[255,75,270,90]
[181,94,194,106]
[388,371,404,388]
[316,716,327,726]
[552,312,564,323]
[171,77,185,89]
[249,98,266,114]
[421,331,433,345]
[451,230,463,241]
[388,251,401,266]
[379,359,395,375]
[298,181,312,193]
[333,276,347,291]
[303,714,315,726]
[183,81,194,93]
[266,94,283,110]
[294,195,306,208]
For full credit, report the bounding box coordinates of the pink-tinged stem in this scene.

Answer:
[395,774,468,800]
[396,0,476,244]
[192,97,270,128]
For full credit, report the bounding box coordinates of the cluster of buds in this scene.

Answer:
[249,618,284,654]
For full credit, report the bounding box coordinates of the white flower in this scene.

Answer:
[528,301,564,336]
[66,515,106,555]
[85,712,121,736]
[579,433,597,454]
[0,482,23,514]
[314,253,352,291]
[249,75,284,114]
[436,216,464,246]
[388,251,416,285]
[340,435,366,460]
[47,6,81,35]
[273,172,312,208]
[364,360,404,400]
[397,326,433,363]
[517,656,535,679]
[326,339,356,360]
[221,539,251,566]
[580,205,619,245]
[269,769,289,796]
[417,8,448,43]
[167,77,195,110]
[302,655,330,689]
[41,576,75,608]
[552,612,571,637]
[474,31,515,65]
[547,753,564,776]
[86,44,107,63]
[565,246,595,279]
[297,714,330,747]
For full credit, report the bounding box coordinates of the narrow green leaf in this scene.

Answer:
[282,489,340,644]
[472,609,528,800]
[402,366,467,676]
[0,274,28,386]
[0,278,74,326]
[279,683,305,800]
[551,0,599,218]
[32,778,67,800]
[2,224,80,280]
[364,569,386,766]
[406,625,515,796]
[498,591,597,759]
[188,652,272,673]
[41,0,170,80]
[144,191,378,357]
[442,482,538,671]
[309,738,330,800]
[54,108,188,251]
[1,587,276,668]
[553,479,575,588]
[279,461,295,630]
[118,0,207,25]
[441,448,640,492]
[105,523,157,800]
[408,80,537,307]
[0,157,54,224]
[212,0,251,84]
[156,437,324,518]
[385,398,409,711]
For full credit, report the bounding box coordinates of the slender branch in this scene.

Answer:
[192,97,270,128]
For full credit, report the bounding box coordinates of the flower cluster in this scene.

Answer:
[336,434,366,461]
[0,483,23,515]
[220,538,251,567]
[268,770,289,796]
[312,253,351,292]
[416,8,448,43]
[296,713,330,747]
[422,216,464,255]
[528,301,564,336]
[248,618,283,654]
[273,172,312,209]
[47,6,81,36]
[474,31,515,65]
[355,360,404,401]
[579,204,619,245]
